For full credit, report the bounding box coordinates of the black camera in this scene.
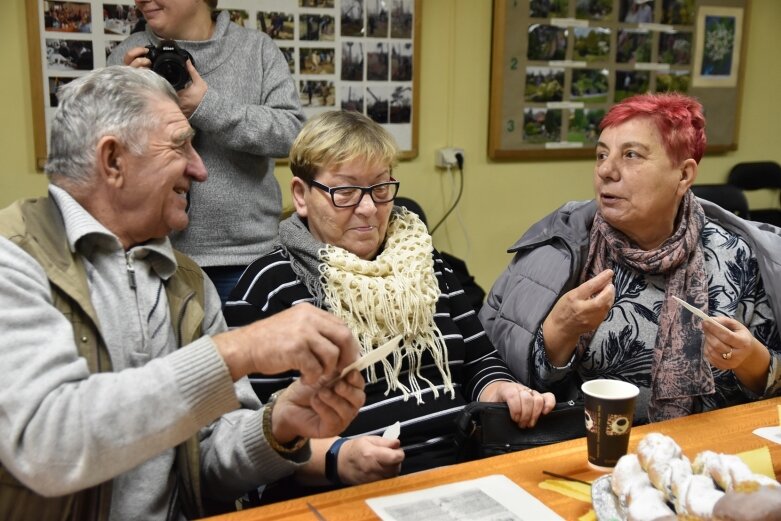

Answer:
[145,40,194,91]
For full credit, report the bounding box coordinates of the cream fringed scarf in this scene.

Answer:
[278,208,455,403]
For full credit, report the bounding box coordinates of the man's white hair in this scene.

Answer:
[45,66,178,185]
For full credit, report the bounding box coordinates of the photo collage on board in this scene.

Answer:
[37,0,416,152]
[520,0,695,146]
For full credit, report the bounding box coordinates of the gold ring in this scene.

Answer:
[722,350,733,360]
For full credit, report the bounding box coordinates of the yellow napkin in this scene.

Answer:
[538,479,591,503]
[738,445,775,479]
[538,479,596,521]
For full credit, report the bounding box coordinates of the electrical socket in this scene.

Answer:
[435,147,464,168]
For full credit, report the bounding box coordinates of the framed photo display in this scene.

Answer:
[26,0,420,170]
[488,0,748,160]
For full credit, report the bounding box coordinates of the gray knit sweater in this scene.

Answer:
[108,12,305,267]
[0,186,307,521]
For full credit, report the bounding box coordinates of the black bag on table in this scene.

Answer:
[454,400,586,461]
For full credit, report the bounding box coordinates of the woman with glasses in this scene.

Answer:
[223,110,555,499]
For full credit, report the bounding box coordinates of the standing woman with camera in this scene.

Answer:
[108,0,305,304]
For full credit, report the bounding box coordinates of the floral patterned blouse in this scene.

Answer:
[532,220,781,423]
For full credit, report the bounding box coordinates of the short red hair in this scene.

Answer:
[600,92,706,165]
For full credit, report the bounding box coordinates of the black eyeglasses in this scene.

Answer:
[308,177,400,208]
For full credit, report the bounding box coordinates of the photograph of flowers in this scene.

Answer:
[692,6,743,87]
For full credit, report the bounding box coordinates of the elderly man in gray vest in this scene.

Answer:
[0,66,365,521]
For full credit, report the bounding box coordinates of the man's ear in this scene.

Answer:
[291,177,309,218]
[96,135,126,188]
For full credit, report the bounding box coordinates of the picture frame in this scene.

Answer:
[26,0,420,171]
[488,0,748,160]
[692,6,743,88]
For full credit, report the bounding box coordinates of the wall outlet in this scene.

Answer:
[435,147,464,168]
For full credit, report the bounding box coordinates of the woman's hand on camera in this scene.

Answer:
[122,46,151,68]
[177,60,207,118]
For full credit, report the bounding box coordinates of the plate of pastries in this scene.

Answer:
[591,432,781,521]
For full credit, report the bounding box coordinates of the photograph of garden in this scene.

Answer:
[571,69,609,103]
[661,0,694,24]
[656,70,690,93]
[567,108,605,144]
[531,0,569,19]
[616,29,651,63]
[524,67,565,103]
[527,24,567,61]
[614,70,650,102]
[573,27,611,62]
[576,0,612,20]
[523,107,562,144]
[658,31,692,65]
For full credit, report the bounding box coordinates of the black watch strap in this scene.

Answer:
[325,437,348,486]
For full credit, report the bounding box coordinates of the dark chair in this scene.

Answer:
[395,196,428,229]
[727,161,781,226]
[691,184,749,219]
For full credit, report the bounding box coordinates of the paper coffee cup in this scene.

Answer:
[581,379,639,471]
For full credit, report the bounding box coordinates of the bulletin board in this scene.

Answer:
[488,0,748,160]
[26,0,420,170]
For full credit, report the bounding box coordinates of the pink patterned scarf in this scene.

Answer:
[578,191,714,421]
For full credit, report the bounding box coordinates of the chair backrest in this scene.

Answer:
[691,184,750,219]
[727,161,781,190]
[395,196,428,226]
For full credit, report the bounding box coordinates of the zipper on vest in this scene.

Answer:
[125,251,137,289]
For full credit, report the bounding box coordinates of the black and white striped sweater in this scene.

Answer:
[224,247,516,472]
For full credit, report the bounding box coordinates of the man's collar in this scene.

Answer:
[48,184,179,279]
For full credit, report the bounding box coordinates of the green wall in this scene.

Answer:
[4,0,781,291]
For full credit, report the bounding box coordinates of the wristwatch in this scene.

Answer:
[262,391,309,454]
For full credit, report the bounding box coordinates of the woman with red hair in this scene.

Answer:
[481,92,781,424]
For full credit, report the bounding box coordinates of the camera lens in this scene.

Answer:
[154,58,188,90]
[148,40,192,91]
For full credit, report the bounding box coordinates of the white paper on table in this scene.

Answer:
[753,426,781,445]
[365,474,563,521]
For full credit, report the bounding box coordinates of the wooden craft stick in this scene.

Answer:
[339,334,403,378]
[671,296,731,332]
[323,335,403,388]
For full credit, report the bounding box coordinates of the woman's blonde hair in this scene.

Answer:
[289,111,399,182]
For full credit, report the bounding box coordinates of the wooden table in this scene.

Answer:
[204,397,781,520]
